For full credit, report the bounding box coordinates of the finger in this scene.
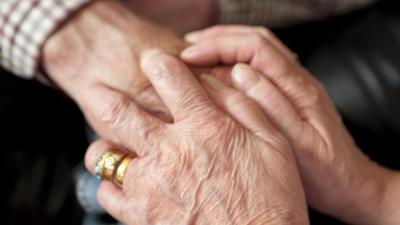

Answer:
[181,33,260,66]
[97,182,127,223]
[191,65,233,86]
[78,85,166,156]
[181,33,328,117]
[200,74,280,140]
[140,49,217,121]
[85,140,127,177]
[231,64,304,141]
[83,141,128,221]
[185,25,296,61]
[84,140,148,194]
[87,142,168,224]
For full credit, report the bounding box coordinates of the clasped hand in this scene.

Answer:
[84,25,399,225]
[40,1,398,222]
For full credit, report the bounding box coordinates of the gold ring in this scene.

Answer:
[95,149,125,181]
[113,155,135,188]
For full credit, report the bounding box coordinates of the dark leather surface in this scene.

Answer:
[0,72,87,225]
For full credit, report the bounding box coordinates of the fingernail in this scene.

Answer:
[232,64,260,90]
[185,32,201,43]
[200,74,226,92]
[180,46,199,59]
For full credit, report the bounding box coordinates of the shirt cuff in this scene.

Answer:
[218,0,268,25]
[218,0,377,28]
[0,0,92,79]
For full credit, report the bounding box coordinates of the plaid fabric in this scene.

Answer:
[0,0,91,78]
[219,0,377,27]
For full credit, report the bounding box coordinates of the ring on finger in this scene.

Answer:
[114,155,135,188]
[95,149,125,181]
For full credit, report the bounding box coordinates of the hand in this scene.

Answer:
[181,25,400,225]
[42,0,186,120]
[123,0,218,33]
[42,0,230,138]
[84,49,309,225]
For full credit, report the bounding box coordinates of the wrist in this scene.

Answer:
[42,0,186,100]
[42,0,155,94]
[42,0,137,78]
[379,171,400,225]
[336,161,396,225]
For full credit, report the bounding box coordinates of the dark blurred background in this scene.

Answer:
[1,0,399,224]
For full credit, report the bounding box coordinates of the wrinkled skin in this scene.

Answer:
[181,25,400,225]
[43,0,184,119]
[42,0,234,139]
[84,50,309,225]
[42,2,285,147]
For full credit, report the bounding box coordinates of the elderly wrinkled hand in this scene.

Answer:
[42,0,231,141]
[84,49,309,225]
[181,25,400,225]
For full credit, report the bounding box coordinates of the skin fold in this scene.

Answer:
[84,50,310,225]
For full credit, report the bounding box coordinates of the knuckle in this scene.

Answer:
[135,121,163,143]
[179,92,214,116]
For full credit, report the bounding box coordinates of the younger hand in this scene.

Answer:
[181,25,399,225]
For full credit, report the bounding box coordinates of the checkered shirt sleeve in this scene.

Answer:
[0,0,92,78]
[219,0,377,27]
